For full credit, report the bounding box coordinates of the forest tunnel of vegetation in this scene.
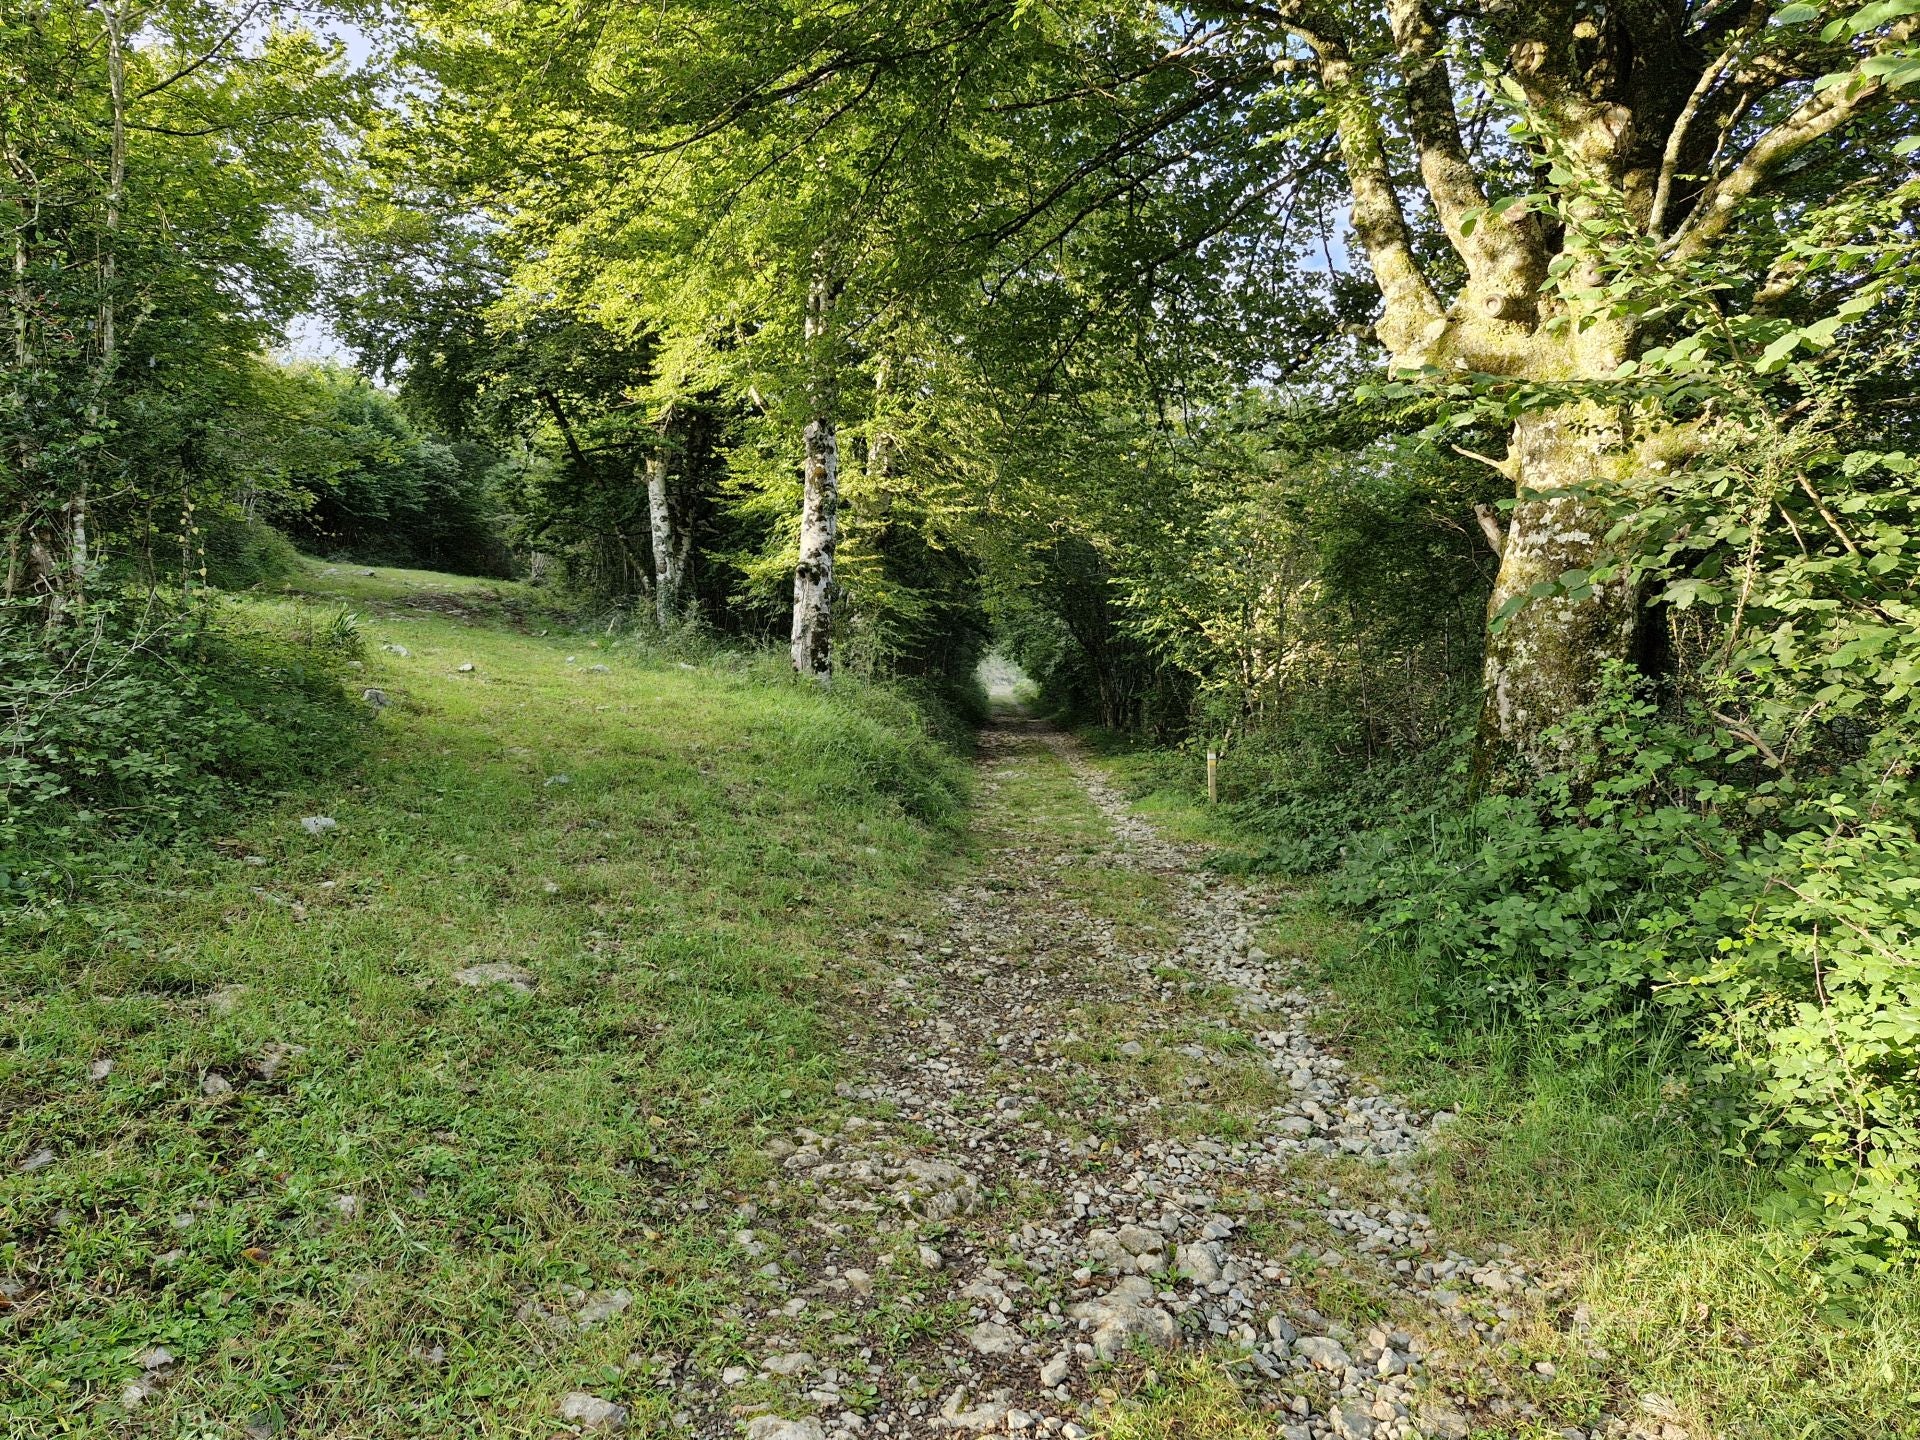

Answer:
[5,0,1920,1365]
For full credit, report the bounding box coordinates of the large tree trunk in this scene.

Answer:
[1475,407,1640,772]
[645,444,681,628]
[790,413,838,679]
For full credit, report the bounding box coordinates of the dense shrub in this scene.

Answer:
[0,598,366,918]
[198,513,304,589]
[1336,671,1920,1274]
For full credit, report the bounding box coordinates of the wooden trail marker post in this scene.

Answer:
[1206,749,1218,805]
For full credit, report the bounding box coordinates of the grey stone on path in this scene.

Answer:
[559,1392,627,1431]
[451,962,535,993]
[1417,1400,1474,1438]
[965,1320,1021,1356]
[763,1351,814,1377]
[1175,1240,1224,1284]
[745,1419,825,1440]
[1067,1276,1177,1361]
[1294,1335,1351,1371]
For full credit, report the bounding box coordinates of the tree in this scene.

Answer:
[1179,0,1920,768]
[2,0,351,608]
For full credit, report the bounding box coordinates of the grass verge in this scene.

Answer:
[2,561,969,1437]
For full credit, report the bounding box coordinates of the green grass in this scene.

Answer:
[1,562,969,1437]
[1082,747,1920,1440]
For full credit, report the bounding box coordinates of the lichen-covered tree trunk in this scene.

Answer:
[790,414,838,679]
[645,446,681,628]
[790,266,840,681]
[1476,407,1639,771]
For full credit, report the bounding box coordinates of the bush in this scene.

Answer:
[199,513,303,589]
[1338,668,1920,1272]
[0,596,366,918]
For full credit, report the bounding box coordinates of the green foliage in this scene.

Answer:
[1338,669,1920,1271]
[198,514,303,590]
[267,364,516,576]
[2,1,359,607]
[0,598,365,920]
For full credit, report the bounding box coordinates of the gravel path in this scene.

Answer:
[661,721,1640,1440]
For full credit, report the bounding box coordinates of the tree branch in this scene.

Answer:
[1669,20,1919,262]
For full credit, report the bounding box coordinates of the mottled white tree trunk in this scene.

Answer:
[790,268,840,681]
[645,446,681,628]
[790,414,838,679]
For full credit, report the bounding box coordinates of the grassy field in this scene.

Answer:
[1,561,969,1437]
[1089,748,1920,1440]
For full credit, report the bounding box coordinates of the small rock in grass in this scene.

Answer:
[254,1043,307,1081]
[544,774,571,787]
[763,1351,814,1377]
[1038,1353,1071,1387]
[542,880,561,894]
[299,816,337,836]
[90,1058,113,1080]
[333,1194,362,1220]
[745,1419,825,1440]
[362,688,390,709]
[559,1392,627,1432]
[133,1346,175,1371]
[207,984,247,1014]
[456,662,475,673]
[451,962,535,993]
[201,1073,233,1099]
[917,1243,944,1271]
[18,1146,55,1174]
[720,1365,750,1386]
[1118,1040,1144,1059]
[573,1289,631,1329]
[120,1379,159,1411]
[586,663,611,674]
[381,643,409,657]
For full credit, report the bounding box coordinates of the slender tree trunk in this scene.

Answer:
[790,414,838,678]
[645,442,681,628]
[81,0,126,602]
[790,268,839,680]
[1475,407,1639,773]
